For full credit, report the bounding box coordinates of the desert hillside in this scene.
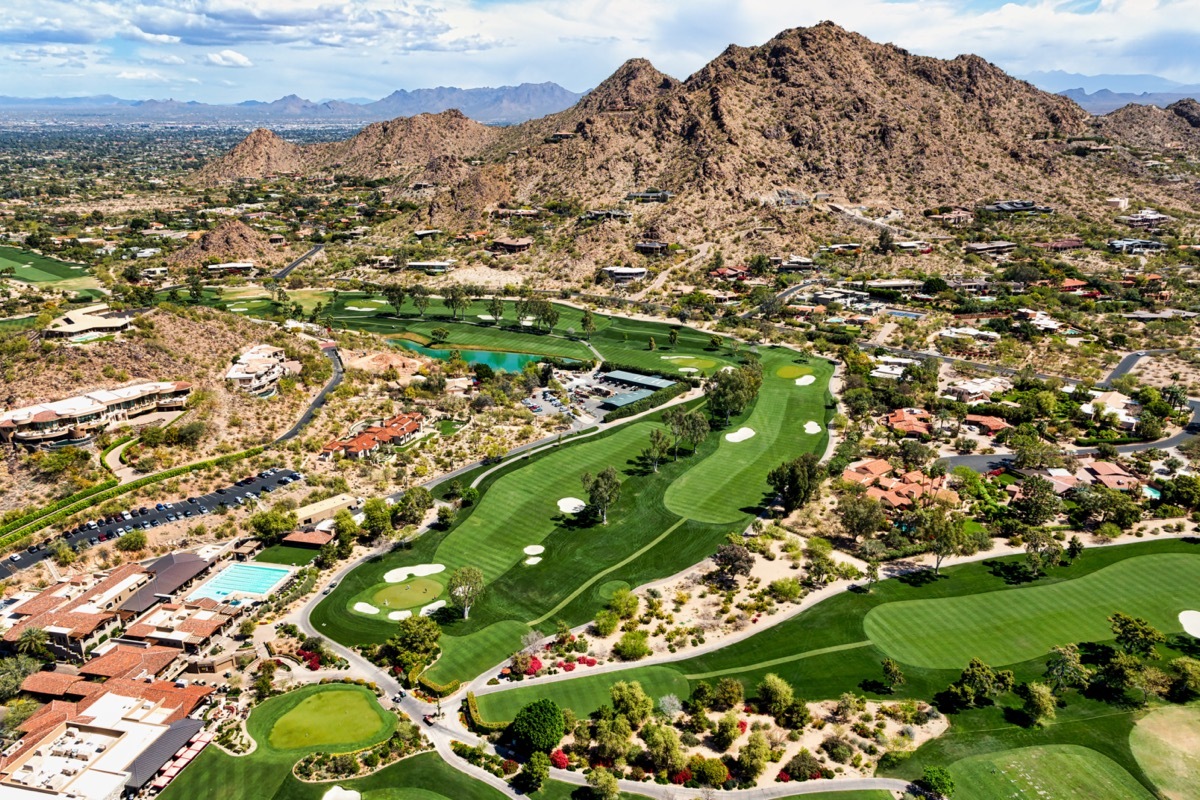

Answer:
[166,219,291,270]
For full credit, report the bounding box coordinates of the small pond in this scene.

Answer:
[391,339,544,372]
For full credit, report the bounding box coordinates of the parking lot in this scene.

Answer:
[0,467,302,577]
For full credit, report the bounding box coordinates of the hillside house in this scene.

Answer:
[929,208,974,226]
[1108,238,1168,254]
[635,241,670,256]
[710,266,748,282]
[964,241,1018,256]
[43,304,133,339]
[225,344,301,397]
[320,412,424,460]
[602,266,648,284]
[1117,208,1172,228]
[625,190,673,203]
[936,326,1001,346]
[982,200,1052,214]
[491,237,533,253]
[0,382,192,448]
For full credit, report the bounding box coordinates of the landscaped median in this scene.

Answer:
[0,446,266,553]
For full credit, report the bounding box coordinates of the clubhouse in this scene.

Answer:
[0,382,192,448]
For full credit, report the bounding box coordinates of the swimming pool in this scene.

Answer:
[888,309,925,320]
[188,563,292,603]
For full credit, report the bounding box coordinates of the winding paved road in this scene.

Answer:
[274,345,344,444]
[273,244,324,281]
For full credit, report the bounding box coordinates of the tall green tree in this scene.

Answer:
[447,566,484,619]
[362,497,393,538]
[1044,644,1091,692]
[767,453,825,512]
[581,308,596,339]
[643,428,670,472]
[510,698,565,754]
[1110,612,1165,658]
[1011,475,1062,526]
[15,629,49,660]
[581,466,621,523]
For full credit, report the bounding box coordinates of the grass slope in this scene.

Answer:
[947,744,1156,800]
[475,666,690,723]
[1129,703,1200,800]
[256,544,319,566]
[865,553,1200,668]
[0,245,88,282]
[664,352,833,524]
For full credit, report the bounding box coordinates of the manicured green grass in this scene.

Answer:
[0,315,38,332]
[475,539,1199,798]
[371,577,444,611]
[0,245,88,282]
[589,316,736,375]
[474,666,690,723]
[256,544,319,566]
[161,684,395,800]
[864,553,1200,668]
[664,349,833,524]
[947,744,1156,800]
[268,687,392,750]
[1129,703,1200,800]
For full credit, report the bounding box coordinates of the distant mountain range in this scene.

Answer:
[1018,70,1200,114]
[1057,87,1200,115]
[0,83,585,125]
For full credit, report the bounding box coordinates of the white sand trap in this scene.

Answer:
[557,497,586,514]
[354,602,380,615]
[726,427,756,443]
[420,601,446,617]
[388,610,412,621]
[803,421,822,434]
[384,564,445,583]
[344,306,376,311]
[524,545,546,555]
[679,367,699,373]
[1181,610,1200,637]
[520,320,534,327]
[525,557,542,565]
[795,375,816,386]
[477,314,496,321]
[660,356,688,361]
[720,366,736,373]
[229,306,248,311]
[323,787,361,800]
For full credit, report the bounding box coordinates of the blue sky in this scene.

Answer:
[2,0,1198,101]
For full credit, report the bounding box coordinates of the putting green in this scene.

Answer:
[775,364,813,379]
[372,577,444,611]
[268,687,392,750]
[864,553,1200,669]
[1130,704,1200,800]
[664,350,833,524]
[661,356,717,370]
[948,745,1154,800]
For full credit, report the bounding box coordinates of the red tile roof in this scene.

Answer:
[283,530,334,547]
[20,672,88,698]
[79,644,180,680]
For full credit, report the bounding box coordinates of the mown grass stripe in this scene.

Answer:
[683,639,874,680]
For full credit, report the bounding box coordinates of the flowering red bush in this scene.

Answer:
[777,771,791,783]
[550,750,569,769]
[737,720,747,733]
[501,759,519,776]
[525,656,543,675]
[671,769,692,785]
[582,657,597,666]
[563,662,576,671]
[296,650,320,670]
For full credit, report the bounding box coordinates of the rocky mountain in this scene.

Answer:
[166,219,288,269]
[193,110,500,185]
[1093,98,1200,151]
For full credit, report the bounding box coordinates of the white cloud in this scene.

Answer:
[142,51,186,65]
[115,68,167,81]
[206,48,254,68]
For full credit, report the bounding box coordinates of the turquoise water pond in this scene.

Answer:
[391,339,544,372]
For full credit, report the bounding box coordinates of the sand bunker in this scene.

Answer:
[661,356,688,360]
[344,306,376,312]
[525,557,543,565]
[353,602,380,615]
[679,367,699,373]
[322,788,361,800]
[228,306,248,311]
[557,497,586,514]
[719,366,736,373]
[795,375,816,386]
[477,314,495,321]
[1181,610,1200,637]
[420,601,446,616]
[726,427,756,443]
[383,564,445,583]
[804,421,822,434]
[388,610,412,621]
[523,545,546,555]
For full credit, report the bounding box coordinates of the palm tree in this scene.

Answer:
[16,627,49,659]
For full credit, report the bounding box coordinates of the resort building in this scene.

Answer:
[0,382,192,448]
[0,683,212,799]
[122,600,241,654]
[294,493,360,526]
[0,565,151,661]
[841,459,959,512]
[320,412,424,460]
[117,553,214,621]
[225,345,301,397]
[43,304,133,340]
